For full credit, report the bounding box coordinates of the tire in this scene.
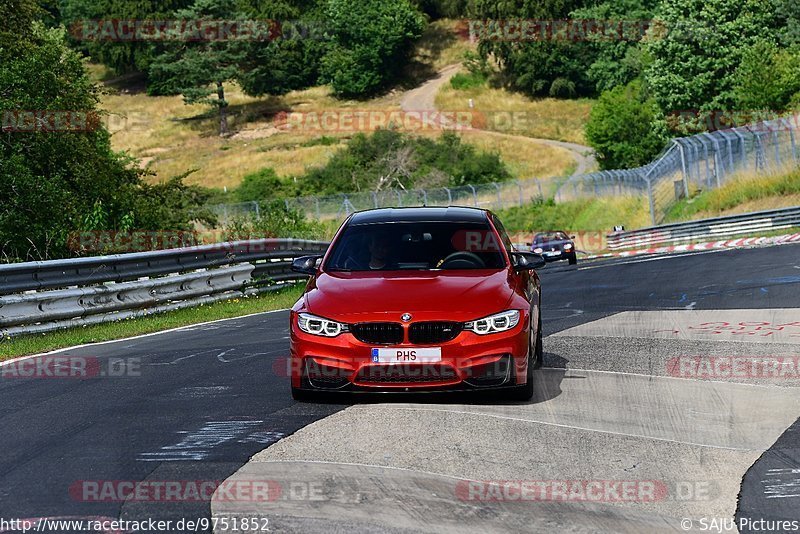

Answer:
[568,254,577,265]
[291,386,315,402]
[508,315,542,401]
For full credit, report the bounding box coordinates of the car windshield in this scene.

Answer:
[325,221,507,271]
[535,232,568,243]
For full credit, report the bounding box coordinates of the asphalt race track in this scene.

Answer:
[1,243,799,533]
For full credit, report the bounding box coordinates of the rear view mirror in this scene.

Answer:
[512,252,546,271]
[291,255,322,276]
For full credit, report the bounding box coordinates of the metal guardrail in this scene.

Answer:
[607,206,800,250]
[0,239,329,338]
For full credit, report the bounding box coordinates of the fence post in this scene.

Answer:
[396,190,402,207]
[444,187,452,205]
[315,198,320,220]
[733,128,747,169]
[372,192,378,208]
[468,184,477,206]
[494,182,502,209]
[516,180,523,206]
[786,118,798,163]
[253,201,260,218]
[420,189,428,206]
[646,176,656,226]
[772,129,781,168]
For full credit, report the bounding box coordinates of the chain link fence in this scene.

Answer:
[557,115,799,224]
[212,114,799,226]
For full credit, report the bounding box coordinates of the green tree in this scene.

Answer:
[0,18,143,260]
[733,40,800,112]
[644,0,784,114]
[469,0,592,98]
[320,0,426,97]
[148,0,247,135]
[571,0,658,93]
[1,4,215,261]
[59,0,194,78]
[585,81,668,170]
[235,0,327,96]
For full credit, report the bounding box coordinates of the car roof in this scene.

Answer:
[348,206,490,225]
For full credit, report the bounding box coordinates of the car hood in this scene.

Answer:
[304,269,516,322]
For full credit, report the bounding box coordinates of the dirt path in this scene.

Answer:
[400,64,597,176]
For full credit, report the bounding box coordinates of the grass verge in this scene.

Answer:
[498,196,651,235]
[436,82,594,146]
[0,285,304,360]
[664,170,800,222]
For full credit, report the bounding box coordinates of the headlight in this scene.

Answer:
[464,310,521,335]
[297,313,349,337]
[564,243,573,250]
[533,247,543,254]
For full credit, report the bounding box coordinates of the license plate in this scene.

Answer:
[544,250,560,256]
[371,347,442,363]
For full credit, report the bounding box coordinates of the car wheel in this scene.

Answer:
[568,254,577,265]
[508,314,541,401]
[532,315,543,369]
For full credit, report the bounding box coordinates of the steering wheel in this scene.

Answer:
[440,251,486,269]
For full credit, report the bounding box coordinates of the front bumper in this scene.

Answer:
[290,320,530,392]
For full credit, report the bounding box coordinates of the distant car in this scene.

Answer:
[288,207,546,401]
[531,231,577,265]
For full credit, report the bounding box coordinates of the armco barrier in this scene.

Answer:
[607,206,800,250]
[0,238,329,338]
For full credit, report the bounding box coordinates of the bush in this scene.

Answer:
[298,130,511,195]
[222,200,325,241]
[585,81,669,170]
[450,72,487,90]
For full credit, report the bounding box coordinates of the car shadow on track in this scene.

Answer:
[305,353,569,407]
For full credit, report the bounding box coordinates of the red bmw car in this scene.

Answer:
[288,207,546,401]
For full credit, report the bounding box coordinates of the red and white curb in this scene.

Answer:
[584,232,800,260]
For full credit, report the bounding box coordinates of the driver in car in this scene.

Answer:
[367,232,392,270]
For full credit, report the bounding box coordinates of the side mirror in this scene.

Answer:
[291,255,322,276]
[512,252,546,271]
[570,235,576,240]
